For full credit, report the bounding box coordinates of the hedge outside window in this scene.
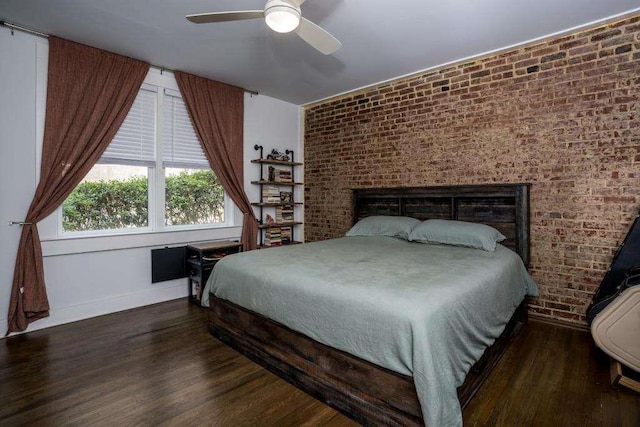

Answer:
[62,165,149,231]
[62,84,227,234]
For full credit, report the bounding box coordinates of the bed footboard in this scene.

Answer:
[209,295,527,426]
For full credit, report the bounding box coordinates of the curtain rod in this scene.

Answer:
[0,19,259,96]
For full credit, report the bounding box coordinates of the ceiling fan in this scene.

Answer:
[186,0,342,55]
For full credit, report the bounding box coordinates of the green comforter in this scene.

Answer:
[203,236,537,426]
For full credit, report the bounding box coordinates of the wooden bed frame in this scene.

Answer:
[209,183,531,425]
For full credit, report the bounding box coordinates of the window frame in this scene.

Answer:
[57,164,155,238]
[55,79,234,239]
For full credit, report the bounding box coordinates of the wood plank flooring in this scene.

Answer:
[463,319,640,426]
[0,299,638,426]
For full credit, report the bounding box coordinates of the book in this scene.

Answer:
[268,166,293,183]
[262,185,281,203]
[276,206,294,222]
[281,226,292,245]
[265,226,282,246]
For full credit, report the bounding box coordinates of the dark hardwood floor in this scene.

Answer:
[1,299,638,426]
[464,319,640,426]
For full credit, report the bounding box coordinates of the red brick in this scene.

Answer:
[304,14,640,326]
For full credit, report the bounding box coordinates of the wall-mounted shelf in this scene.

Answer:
[258,241,303,249]
[258,221,303,229]
[252,145,303,248]
[251,180,304,186]
[251,202,304,207]
[251,158,303,166]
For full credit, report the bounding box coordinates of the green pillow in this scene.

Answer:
[409,219,506,251]
[346,216,421,240]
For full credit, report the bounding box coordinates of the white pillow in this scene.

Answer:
[409,219,506,251]
[346,216,421,240]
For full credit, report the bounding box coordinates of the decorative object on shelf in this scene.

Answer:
[280,191,293,203]
[266,148,290,162]
[253,145,302,248]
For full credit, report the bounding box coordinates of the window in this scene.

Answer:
[162,91,225,227]
[61,82,229,236]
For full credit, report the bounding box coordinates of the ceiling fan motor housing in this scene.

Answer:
[264,0,302,33]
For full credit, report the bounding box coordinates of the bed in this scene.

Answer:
[204,184,535,426]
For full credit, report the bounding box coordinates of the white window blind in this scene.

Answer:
[162,89,209,169]
[100,88,156,166]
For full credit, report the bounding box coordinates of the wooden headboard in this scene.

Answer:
[353,184,531,266]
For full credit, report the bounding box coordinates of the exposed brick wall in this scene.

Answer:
[304,15,640,325]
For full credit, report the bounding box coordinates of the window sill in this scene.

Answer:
[41,226,243,257]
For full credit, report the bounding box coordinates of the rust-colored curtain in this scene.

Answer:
[6,37,149,335]
[175,71,258,251]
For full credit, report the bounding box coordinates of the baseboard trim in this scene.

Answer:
[2,293,591,337]
[529,313,590,332]
[1,283,187,338]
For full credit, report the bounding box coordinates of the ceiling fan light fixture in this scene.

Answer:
[264,1,301,33]
[186,0,342,55]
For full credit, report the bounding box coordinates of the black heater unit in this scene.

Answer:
[151,246,187,283]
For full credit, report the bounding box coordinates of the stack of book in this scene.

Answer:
[264,226,282,246]
[262,185,281,203]
[268,166,293,183]
[281,226,292,245]
[275,205,294,222]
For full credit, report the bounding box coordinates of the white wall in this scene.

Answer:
[0,29,302,336]
[244,94,305,242]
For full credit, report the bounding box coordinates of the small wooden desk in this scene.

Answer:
[186,240,242,305]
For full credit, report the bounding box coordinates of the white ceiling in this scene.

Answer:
[1,0,639,105]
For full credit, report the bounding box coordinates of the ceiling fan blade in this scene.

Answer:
[295,17,342,55]
[186,11,264,24]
